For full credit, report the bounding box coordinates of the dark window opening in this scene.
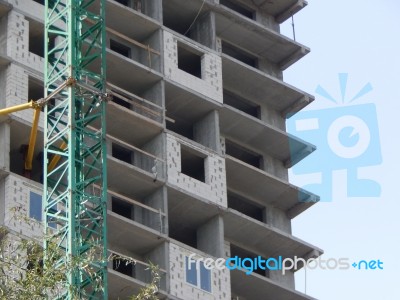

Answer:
[220,0,255,20]
[222,41,258,68]
[112,144,133,164]
[230,244,269,277]
[228,192,264,222]
[180,147,205,182]
[33,0,45,5]
[166,118,194,140]
[29,21,45,57]
[225,140,262,169]
[110,39,131,58]
[112,92,131,109]
[114,0,130,6]
[177,44,202,78]
[112,197,132,219]
[223,90,260,119]
[113,257,135,277]
[114,0,142,11]
[169,226,197,249]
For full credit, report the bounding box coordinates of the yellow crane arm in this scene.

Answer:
[0,100,42,173]
[24,108,41,171]
[0,101,36,116]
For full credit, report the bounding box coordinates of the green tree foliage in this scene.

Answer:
[0,209,161,299]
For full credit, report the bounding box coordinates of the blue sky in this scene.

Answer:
[281,0,400,299]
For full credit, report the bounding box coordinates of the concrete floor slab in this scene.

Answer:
[215,5,309,67]
[231,269,317,300]
[108,210,166,255]
[221,54,313,114]
[225,155,317,216]
[223,208,322,259]
[107,156,164,199]
[220,104,315,165]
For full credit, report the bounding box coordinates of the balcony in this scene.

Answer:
[222,54,314,116]
[231,268,317,300]
[108,267,168,300]
[225,155,318,218]
[167,186,221,249]
[107,135,165,198]
[222,208,322,259]
[214,2,309,69]
[220,0,308,23]
[97,84,164,146]
[108,209,166,247]
[219,104,315,167]
[105,47,162,94]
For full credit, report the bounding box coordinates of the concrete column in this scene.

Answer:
[140,80,164,107]
[189,11,216,50]
[269,270,295,289]
[0,121,10,175]
[143,0,163,22]
[197,215,224,257]
[140,29,162,72]
[193,110,220,152]
[142,133,165,180]
[265,206,292,233]
[0,14,7,57]
[143,187,166,232]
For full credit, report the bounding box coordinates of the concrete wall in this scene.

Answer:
[163,30,223,103]
[166,133,227,207]
[169,242,231,300]
[5,10,44,73]
[2,173,43,237]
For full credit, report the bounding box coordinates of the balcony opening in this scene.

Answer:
[29,19,45,57]
[110,39,131,58]
[225,139,263,169]
[180,146,205,182]
[114,0,142,11]
[166,118,193,140]
[113,257,135,277]
[169,224,197,249]
[112,197,133,219]
[230,244,269,277]
[228,192,264,222]
[223,90,260,119]
[220,0,255,20]
[112,143,133,164]
[222,41,258,68]
[177,43,202,78]
[111,92,131,110]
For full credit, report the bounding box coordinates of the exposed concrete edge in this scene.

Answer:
[279,46,310,71]
[286,193,319,219]
[282,94,315,118]
[284,144,316,168]
[276,0,308,24]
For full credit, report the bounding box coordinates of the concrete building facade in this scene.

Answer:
[0,0,322,299]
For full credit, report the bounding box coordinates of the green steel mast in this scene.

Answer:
[43,0,108,298]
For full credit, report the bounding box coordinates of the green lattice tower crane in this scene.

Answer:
[43,0,108,298]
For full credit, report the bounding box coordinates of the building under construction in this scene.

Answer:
[0,0,322,299]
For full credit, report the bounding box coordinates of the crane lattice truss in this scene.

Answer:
[44,0,108,298]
